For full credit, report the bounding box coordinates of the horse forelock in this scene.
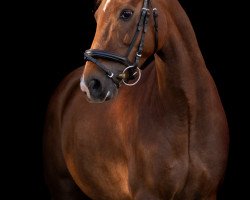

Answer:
[96,0,102,5]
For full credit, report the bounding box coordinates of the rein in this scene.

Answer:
[84,0,158,87]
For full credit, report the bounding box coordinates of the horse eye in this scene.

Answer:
[120,9,133,21]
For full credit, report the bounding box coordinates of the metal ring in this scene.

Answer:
[108,72,114,78]
[136,53,142,57]
[122,66,142,86]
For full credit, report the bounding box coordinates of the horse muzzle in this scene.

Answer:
[80,75,118,103]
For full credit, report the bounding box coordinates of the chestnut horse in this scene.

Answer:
[43,0,229,199]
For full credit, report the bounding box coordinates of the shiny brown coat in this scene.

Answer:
[44,0,229,199]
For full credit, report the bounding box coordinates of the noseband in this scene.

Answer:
[84,0,158,87]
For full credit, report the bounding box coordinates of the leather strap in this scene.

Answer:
[85,50,132,66]
[84,0,158,86]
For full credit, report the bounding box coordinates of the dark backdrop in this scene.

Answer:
[10,0,248,199]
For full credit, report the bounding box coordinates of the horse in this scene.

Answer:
[43,0,229,199]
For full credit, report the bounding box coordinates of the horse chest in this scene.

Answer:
[62,104,189,199]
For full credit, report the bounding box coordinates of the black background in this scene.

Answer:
[9,0,248,199]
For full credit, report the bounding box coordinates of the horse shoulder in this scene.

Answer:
[43,66,95,199]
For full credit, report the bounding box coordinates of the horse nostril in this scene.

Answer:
[88,79,101,91]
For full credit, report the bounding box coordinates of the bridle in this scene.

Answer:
[84,0,158,87]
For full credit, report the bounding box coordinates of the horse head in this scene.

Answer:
[80,0,166,103]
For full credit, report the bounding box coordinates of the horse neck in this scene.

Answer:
[115,1,213,122]
[155,0,209,107]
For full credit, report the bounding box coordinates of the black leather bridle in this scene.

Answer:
[84,0,158,87]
